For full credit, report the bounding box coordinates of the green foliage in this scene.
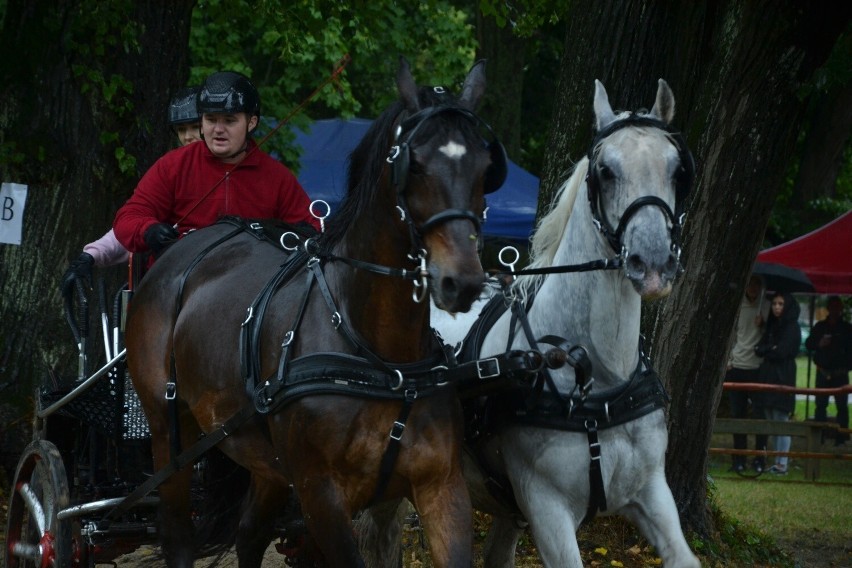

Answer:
[63,0,142,177]
[479,0,570,37]
[188,0,477,165]
[768,30,852,244]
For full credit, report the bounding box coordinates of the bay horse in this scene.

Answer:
[124,58,505,567]
[426,79,701,567]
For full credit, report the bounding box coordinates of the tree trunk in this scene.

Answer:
[0,0,195,477]
[475,9,528,160]
[545,0,850,537]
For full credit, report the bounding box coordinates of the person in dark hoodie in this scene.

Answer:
[754,291,801,474]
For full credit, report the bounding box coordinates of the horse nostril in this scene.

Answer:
[440,276,459,304]
[626,254,646,278]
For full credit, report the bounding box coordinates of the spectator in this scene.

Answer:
[725,273,769,472]
[805,296,851,445]
[754,291,801,474]
[60,86,203,296]
[113,71,319,257]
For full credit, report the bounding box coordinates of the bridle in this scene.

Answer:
[386,97,507,258]
[585,114,695,261]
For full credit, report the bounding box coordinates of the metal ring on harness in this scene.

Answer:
[431,364,449,386]
[411,252,429,304]
[499,246,520,280]
[279,231,300,251]
[310,199,330,233]
[390,369,404,391]
[386,145,401,163]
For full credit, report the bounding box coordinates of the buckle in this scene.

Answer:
[389,420,405,441]
[476,358,501,379]
[164,381,176,400]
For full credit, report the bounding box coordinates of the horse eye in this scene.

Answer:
[598,163,615,181]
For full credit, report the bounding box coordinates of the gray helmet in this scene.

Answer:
[168,86,200,125]
[196,71,260,117]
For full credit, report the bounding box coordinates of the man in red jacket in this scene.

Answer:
[113,71,319,256]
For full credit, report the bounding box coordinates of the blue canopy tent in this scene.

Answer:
[291,118,539,242]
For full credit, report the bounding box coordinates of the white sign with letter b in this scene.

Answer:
[0,182,28,245]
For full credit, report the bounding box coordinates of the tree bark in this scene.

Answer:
[475,9,528,160]
[545,0,850,537]
[0,0,195,476]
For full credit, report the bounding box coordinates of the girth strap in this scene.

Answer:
[369,389,417,506]
[583,420,607,523]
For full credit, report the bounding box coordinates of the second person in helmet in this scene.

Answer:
[113,71,319,257]
[169,86,202,146]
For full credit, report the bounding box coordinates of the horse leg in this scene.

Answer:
[511,479,584,568]
[410,472,472,568]
[234,476,291,568]
[619,474,700,568]
[481,514,524,568]
[355,499,406,568]
[298,478,364,567]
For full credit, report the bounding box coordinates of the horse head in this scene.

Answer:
[390,58,505,313]
[588,79,694,300]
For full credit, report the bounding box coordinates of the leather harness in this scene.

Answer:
[458,282,670,524]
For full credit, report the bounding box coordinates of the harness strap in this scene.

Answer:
[308,260,399,374]
[503,257,623,277]
[323,253,421,280]
[369,389,417,506]
[240,249,310,394]
[167,354,180,464]
[582,420,608,523]
[265,272,316,411]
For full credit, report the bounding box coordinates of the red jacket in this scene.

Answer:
[113,140,320,252]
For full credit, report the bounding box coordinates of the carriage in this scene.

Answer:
[5,269,199,567]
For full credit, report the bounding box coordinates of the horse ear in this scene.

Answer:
[396,56,420,112]
[459,59,487,110]
[649,79,675,125]
[593,79,617,131]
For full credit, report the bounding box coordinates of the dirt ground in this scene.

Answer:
[2,507,849,567]
[96,530,852,567]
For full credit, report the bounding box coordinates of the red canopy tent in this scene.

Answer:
[756,211,852,295]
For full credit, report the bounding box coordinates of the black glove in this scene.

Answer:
[60,252,94,297]
[144,223,179,256]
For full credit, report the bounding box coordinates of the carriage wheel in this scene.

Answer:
[5,439,73,568]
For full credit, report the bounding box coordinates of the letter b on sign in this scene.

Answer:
[0,182,28,245]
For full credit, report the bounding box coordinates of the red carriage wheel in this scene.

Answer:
[5,440,73,568]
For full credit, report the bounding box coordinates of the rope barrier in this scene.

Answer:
[722,382,852,395]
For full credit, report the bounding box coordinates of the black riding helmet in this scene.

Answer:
[168,86,201,125]
[197,71,261,120]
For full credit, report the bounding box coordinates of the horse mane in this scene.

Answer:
[514,157,587,299]
[321,85,478,247]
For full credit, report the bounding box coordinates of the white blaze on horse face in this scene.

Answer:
[439,140,467,159]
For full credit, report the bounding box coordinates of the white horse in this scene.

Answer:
[429,79,701,567]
